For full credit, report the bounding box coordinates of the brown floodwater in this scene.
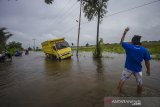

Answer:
[0,51,160,107]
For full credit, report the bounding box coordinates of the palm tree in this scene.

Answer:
[81,0,109,57]
[0,27,13,53]
[44,0,108,57]
[44,0,54,4]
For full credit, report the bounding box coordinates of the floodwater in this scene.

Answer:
[0,51,160,107]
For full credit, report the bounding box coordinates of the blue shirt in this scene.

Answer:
[122,42,151,72]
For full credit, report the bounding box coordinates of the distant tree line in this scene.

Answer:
[141,40,160,43]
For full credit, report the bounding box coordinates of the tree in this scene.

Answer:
[10,0,53,4]
[36,46,41,51]
[0,27,13,53]
[44,0,109,57]
[93,38,105,57]
[28,47,32,51]
[6,41,23,55]
[86,43,89,47]
[71,43,74,47]
[44,0,54,4]
[80,0,109,57]
[7,41,23,50]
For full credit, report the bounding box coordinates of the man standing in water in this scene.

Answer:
[117,27,151,94]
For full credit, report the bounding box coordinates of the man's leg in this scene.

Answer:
[117,80,125,93]
[117,69,132,93]
[134,72,143,94]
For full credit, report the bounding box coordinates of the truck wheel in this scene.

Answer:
[45,54,49,58]
[68,56,71,59]
[56,56,61,61]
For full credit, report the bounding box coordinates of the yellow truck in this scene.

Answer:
[41,38,72,60]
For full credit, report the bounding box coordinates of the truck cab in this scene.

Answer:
[41,38,72,60]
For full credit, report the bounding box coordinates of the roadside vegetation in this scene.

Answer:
[142,41,160,60]
[72,41,160,60]
[0,27,23,55]
[6,41,23,55]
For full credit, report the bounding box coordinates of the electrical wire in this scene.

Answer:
[51,0,72,21]
[59,0,160,37]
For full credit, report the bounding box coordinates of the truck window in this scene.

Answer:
[56,41,69,50]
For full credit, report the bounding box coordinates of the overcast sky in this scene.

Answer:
[0,0,160,48]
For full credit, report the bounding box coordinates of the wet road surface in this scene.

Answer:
[0,52,160,107]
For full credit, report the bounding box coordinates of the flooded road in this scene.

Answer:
[0,52,160,107]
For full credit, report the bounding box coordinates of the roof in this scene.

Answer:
[41,38,65,45]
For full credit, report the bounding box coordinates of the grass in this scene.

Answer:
[142,42,160,55]
[72,42,160,60]
[151,54,160,60]
[7,48,23,56]
[72,44,125,54]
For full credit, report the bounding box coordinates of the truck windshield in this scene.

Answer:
[56,41,69,50]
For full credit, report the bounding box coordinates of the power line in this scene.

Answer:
[54,1,78,23]
[32,39,36,51]
[104,0,160,18]
[38,1,78,37]
[59,0,160,37]
[81,0,160,25]
[51,0,72,21]
[55,2,79,25]
[43,1,78,34]
[61,24,77,35]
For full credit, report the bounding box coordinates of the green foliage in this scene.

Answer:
[0,27,13,53]
[45,0,54,4]
[36,47,42,51]
[0,45,4,54]
[104,44,125,54]
[6,41,23,55]
[93,38,105,58]
[152,54,160,60]
[7,41,23,49]
[72,46,95,52]
[72,41,160,55]
[7,47,18,55]
[142,42,160,55]
[82,0,109,22]
[86,43,89,47]
[81,0,109,58]
[28,47,32,51]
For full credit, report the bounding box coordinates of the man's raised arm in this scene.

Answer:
[120,27,130,44]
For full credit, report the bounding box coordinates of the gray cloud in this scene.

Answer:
[0,0,160,48]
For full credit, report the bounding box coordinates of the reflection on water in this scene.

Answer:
[44,57,73,77]
[93,58,104,73]
[0,52,160,107]
[0,63,14,97]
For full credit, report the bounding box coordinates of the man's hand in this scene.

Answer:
[124,27,130,33]
[146,70,150,76]
[120,27,130,44]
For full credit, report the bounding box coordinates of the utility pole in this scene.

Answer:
[76,0,82,56]
[29,44,30,50]
[32,39,36,51]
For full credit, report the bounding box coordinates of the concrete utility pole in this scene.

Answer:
[76,0,82,57]
[32,39,36,51]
